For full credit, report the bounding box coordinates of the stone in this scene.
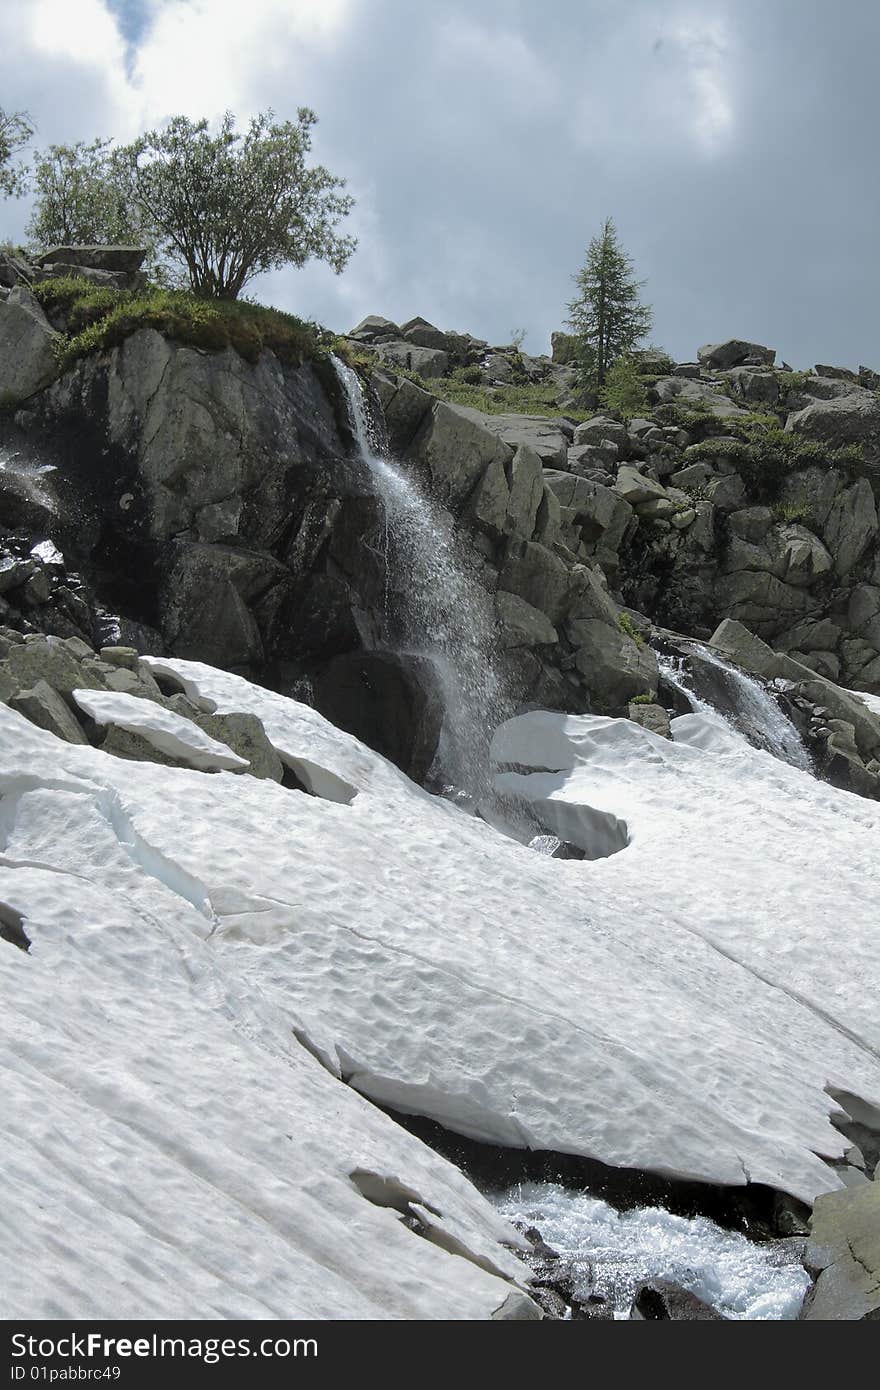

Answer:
[506,444,544,538]
[348,315,401,341]
[803,1176,880,1319]
[775,618,842,654]
[566,563,621,627]
[2,635,106,700]
[704,473,747,512]
[670,507,696,530]
[197,711,284,782]
[0,556,37,594]
[533,484,562,549]
[160,543,286,668]
[466,456,510,536]
[728,506,775,543]
[814,363,858,382]
[457,409,571,469]
[713,570,814,637]
[408,400,513,510]
[372,370,434,456]
[372,340,449,379]
[9,679,88,744]
[495,591,558,648]
[787,390,880,459]
[99,645,140,671]
[0,250,33,288]
[654,376,747,417]
[573,416,628,450]
[822,479,878,577]
[400,317,452,352]
[566,442,618,474]
[636,497,677,521]
[0,286,60,405]
[697,339,775,369]
[499,540,572,624]
[672,363,701,378]
[632,1282,724,1320]
[34,245,147,274]
[724,366,780,405]
[550,331,579,365]
[627,702,671,738]
[36,263,132,291]
[614,465,669,506]
[570,619,658,707]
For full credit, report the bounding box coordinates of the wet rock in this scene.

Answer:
[802,1181,880,1319]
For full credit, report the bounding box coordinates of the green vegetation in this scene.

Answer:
[31,276,327,369]
[0,107,32,199]
[27,139,145,250]
[618,611,644,646]
[566,216,652,389]
[392,363,593,421]
[682,422,866,501]
[598,356,649,420]
[776,371,811,395]
[772,497,814,525]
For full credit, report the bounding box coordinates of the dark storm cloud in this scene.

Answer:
[2,0,878,367]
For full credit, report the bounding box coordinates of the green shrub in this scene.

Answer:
[599,356,649,420]
[772,497,814,525]
[618,611,644,646]
[31,277,327,369]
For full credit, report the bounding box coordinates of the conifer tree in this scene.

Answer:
[566,217,652,388]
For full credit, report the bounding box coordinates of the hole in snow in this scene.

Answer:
[0,902,30,953]
[349,1169,442,1218]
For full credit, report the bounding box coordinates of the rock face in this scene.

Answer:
[0,288,60,405]
[2,303,880,784]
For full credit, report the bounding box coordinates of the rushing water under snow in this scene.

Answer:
[493,1182,811,1320]
[333,357,513,801]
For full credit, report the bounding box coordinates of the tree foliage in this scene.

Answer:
[115,109,356,299]
[566,217,652,388]
[0,107,33,199]
[27,139,143,248]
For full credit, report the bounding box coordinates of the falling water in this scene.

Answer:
[332,357,512,802]
[659,646,812,772]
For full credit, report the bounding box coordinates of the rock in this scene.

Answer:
[495,591,558,648]
[614,465,669,506]
[632,1282,724,1320]
[704,473,747,512]
[348,315,401,341]
[728,506,775,543]
[36,263,133,291]
[312,652,443,782]
[373,341,449,379]
[670,507,696,530]
[628,701,671,738]
[160,543,286,668]
[550,331,579,365]
[636,497,677,521]
[9,679,88,745]
[0,250,33,289]
[499,540,572,624]
[714,569,814,637]
[457,409,571,469]
[654,376,747,417]
[372,371,434,456]
[698,339,775,369]
[0,555,37,594]
[724,366,780,405]
[803,1181,880,1319]
[822,479,878,577]
[480,353,518,383]
[506,444,545,538]
[0,286,60,405]
[196,711,284,782]
[814,363,858,382]
[787,390,880,459]
[570,619,658,707]
[408,400,513,510]
[99,645,140,671]
[775,617,842,654]
[400,317,452,352]
[566,442,618,475]
[34,244,147,274]
[2,635,105,700]
[573,416,629,450]
[0,467,59,533]
[672,363,701,378]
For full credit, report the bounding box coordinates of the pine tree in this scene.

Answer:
[566,217,652,388]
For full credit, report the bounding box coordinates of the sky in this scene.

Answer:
[0,0,878,367]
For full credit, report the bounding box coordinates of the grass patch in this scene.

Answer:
[31,277,329,369]
[389,363,594,421]
[618,611,644,646]
[772,497,814,525]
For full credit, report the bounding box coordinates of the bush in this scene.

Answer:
[772,497,814,525]
[599,356,649,420]
[31,277,327,369]
[618,611,644,646]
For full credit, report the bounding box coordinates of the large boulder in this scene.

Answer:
[407,400,513,510]
[803,1181,880,1320]
[160,543,287,668]
[786,390,880,460]
[569,620,658,707]
[455,408,571,469]
[400,317,453,352]
[822,478,878,577]
[653,376,747,418]
[348,315,401,342]
[697,339,775,369]
[0,286,60,405]
[372,340,449,379]
[34,245,147,275]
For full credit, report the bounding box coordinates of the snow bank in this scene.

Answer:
[2,661,880,1317]
[72,687,250,771]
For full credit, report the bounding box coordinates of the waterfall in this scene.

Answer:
[660,645,812,772]
[332,357,512,802]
